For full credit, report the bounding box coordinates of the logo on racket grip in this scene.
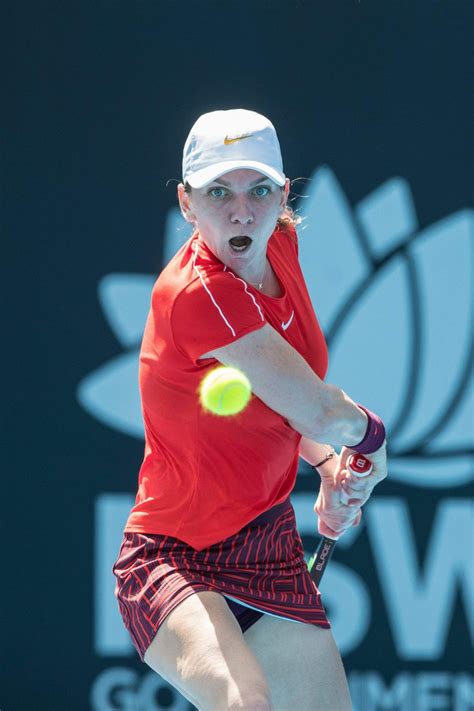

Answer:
[348,454,373,477]
[315,541,333,571]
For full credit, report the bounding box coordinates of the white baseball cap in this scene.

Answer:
[182,109,286,189]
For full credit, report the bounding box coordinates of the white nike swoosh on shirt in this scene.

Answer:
[281,311,294,330]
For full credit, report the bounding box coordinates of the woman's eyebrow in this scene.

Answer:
[210,176,271,187]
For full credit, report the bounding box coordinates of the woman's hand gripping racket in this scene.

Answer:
[308,453,372,586]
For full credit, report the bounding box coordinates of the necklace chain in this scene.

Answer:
[253,261,267,290]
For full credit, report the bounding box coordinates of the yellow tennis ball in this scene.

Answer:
[199,366,252,416]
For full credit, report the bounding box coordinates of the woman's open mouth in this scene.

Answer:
[229,236,252,253]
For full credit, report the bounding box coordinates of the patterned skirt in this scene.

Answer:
[113,496,330,661]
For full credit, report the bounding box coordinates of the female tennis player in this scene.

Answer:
[113,108,388,710]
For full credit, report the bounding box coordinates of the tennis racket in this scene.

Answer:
[308,453,372,586]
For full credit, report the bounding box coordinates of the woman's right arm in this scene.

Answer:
[199,323,369,447]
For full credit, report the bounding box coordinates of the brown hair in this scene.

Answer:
[184,180,303,229]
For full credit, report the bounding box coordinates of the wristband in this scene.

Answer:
[348,404,386,455]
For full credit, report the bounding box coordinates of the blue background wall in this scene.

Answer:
[3,2,472,710]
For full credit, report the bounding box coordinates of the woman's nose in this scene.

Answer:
[230,196,254,225]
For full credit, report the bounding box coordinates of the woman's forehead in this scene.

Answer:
[208,169,272,187]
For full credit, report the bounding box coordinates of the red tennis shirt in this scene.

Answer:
[124,224,329,549]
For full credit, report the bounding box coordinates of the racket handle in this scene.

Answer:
[308,537,337,584]
[309,453,372,585]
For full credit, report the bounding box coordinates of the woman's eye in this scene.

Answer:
[208,187,227,198]
[253,185,270,197]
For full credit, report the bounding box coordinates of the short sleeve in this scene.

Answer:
[171,270,267,363]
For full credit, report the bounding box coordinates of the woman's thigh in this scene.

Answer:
[243,613,352,711]
[144,590,271,710]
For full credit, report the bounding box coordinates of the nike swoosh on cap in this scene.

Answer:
[281,311,294,331]
[224,133,253,145]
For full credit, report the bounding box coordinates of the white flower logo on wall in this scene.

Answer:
[76,166,473,488]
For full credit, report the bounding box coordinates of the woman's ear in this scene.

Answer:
[279,178,290,212]
[177,183,196,224]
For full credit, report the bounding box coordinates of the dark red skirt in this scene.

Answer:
[113,496,330,661]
